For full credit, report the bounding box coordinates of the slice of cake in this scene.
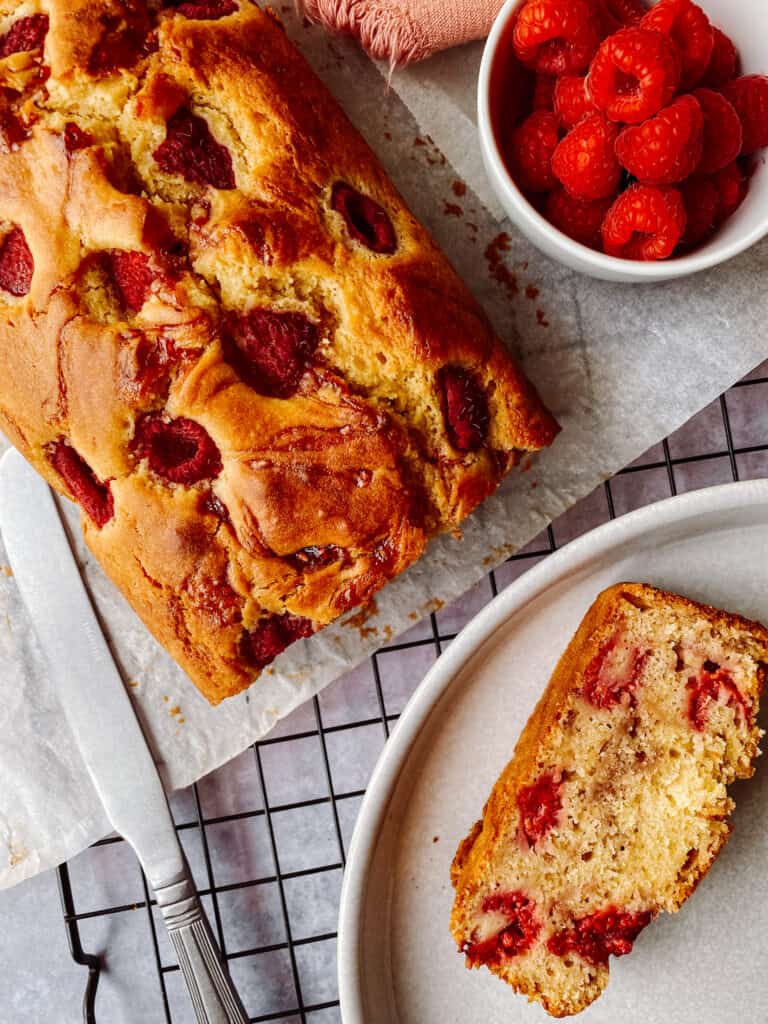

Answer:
[450,583,768,1017]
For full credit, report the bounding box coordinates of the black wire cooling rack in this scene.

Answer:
[51,362,768,1024]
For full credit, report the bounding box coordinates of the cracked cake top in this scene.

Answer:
[0,0,558,702]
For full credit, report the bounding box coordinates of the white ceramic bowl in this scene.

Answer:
[478,0,768,282]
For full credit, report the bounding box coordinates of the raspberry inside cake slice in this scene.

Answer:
[450,583,768,1017]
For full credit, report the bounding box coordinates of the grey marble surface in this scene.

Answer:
[4,366,768,1023]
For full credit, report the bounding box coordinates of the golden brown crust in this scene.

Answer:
[450,583,768,1016]
[0,1,558,702]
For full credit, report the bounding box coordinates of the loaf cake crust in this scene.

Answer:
[0,1,558,702]
[450,583,768,1017]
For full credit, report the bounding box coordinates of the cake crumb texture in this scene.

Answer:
[450,583,768,1017]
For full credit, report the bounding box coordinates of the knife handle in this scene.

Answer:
[155,875,248,1024]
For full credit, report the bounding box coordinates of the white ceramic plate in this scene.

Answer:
[339,481,768,1024]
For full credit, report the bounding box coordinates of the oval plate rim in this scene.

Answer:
[337,478,768,1022]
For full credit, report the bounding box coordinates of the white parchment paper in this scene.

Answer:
[2,12,768,888]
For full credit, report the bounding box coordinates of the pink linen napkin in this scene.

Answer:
[300,0,505,67]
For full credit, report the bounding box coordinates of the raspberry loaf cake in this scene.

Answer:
[450,583,768,1017]
[0,2,558,703]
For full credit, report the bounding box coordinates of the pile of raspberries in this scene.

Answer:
[506,0,768,260]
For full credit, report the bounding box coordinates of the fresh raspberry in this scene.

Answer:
[553,76,596,129]
[552,114,621,201]
[545,188,612,248]
[170,0,237,18]
[590,0,646,35]
[0,14,48,57]
[49,441,114,528]
[548,908,653,967]
[599,0,647,26]
[517,772,562,847]
[679,164,747,246]
[63,122,94,154]
[641,0,713,90]
[509,110,560,193]
[331,182,397,254]
[154,108,236,190]
[583,635,650,707]
[587,0,618,37]
[679,175,720,246]
[700,26,738,88]
[602,184,686,260]
[133,414,223,484]
[712,161,747,220]
[105,251,156,313]
[240,613,315,670]
[533,74,557,111]
[438,366,489,453]
[0,226,33,296]
[721,76,768,155]
[224,309,320,398]
[692,88,742,174]
[588,28,681,124]
[615,94,703,185]
[687,662,752,731]
[513,0,602,77]
[463,892,540,966]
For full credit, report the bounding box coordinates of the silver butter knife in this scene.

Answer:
[0,448,248,1024]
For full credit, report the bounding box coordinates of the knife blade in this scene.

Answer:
[0,448,247,1024]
